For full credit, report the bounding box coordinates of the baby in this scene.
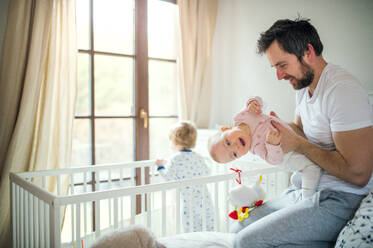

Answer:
[208,96,321,199]
[156,121,215,232]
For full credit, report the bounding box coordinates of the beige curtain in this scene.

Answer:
[177,0,218,128]
[0,0,77,245]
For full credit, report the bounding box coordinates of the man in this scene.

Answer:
[231,18,373,248]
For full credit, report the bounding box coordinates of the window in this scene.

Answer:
[64,0,178,237]
[72,0,178,168]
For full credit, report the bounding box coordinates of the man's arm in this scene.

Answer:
[272,120,373,187]
[288,115,306,138]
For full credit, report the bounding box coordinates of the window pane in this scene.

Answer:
[93,0,134,54]
[148,0,177,59]
[149,60,177,116]
[95,119,134,164]
[94,55,134,116]
[71,119,92,166]
[76,53,91,116]
[149,118,177,160]
[77,0,90,50]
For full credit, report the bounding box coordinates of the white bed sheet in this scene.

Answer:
[158,232,236,248]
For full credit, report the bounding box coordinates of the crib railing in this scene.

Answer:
[10,159,288,248]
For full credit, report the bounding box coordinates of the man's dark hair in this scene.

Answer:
[257,17,323,61]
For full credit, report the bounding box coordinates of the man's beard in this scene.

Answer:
[292,61,314,90]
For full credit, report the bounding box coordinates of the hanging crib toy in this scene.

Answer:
[228,168,265,222]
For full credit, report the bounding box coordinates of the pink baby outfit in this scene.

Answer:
[233,96,321,199]
[233,96,288,165]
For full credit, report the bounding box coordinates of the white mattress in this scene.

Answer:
[158,232,236,248]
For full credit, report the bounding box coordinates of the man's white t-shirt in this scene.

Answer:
[295,63,373,195]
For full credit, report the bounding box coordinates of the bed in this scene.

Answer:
[158,232,235,248]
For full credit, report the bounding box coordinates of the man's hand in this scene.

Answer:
[271,120,303,153]
[247,100,262,115]
[266,130,282,145]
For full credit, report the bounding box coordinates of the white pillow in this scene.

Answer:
[335,188,373,247]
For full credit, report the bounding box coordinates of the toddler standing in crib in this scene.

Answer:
[208,96,321,199]
[156,121,215,232]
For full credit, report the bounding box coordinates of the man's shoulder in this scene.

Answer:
[321,64,360,91]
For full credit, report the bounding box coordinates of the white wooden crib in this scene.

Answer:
[9,159,289,248]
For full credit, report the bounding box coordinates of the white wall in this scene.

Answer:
[210,0,373,126]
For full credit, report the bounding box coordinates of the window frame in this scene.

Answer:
[74,0,178,229]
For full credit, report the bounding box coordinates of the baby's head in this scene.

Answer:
[208,125,252,163]
[169,121,197,151]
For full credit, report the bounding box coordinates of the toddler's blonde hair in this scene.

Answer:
[169,121,197,149]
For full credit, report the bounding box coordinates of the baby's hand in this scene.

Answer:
[266,130,282,145]
[247,100,262,115]
[156,159,167,167]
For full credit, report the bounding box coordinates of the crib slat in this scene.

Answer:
[34,195,39,248]
[120,196,123,228]
[141,192,145,214]
[225,180,230,232]
[94,172,101,236]
[146,193,151,229]
[45,203,50,248]
[15,185,20,248]
[141,167,145,213]
[114,198,118,229]
[162,190,166,236]
[16,185,21,247]
[108,198,112,227]
[70,174,76,244]
[214,182,219,231]
[202,187,206,231]
[109,171,112,226]
[83,172,88,236]
[84,202,87,237]
[25,190,29,248]
[76,203,81,248]
[11,183,16,248]
[29,192,34,247]
[131,195,136,224]
[18,186,22,248]
[20,188,24,248]
[71,208,75,242]
[39,199,44,248]
[95,200,101,237]
[50,203,61,248]
[120,169,123,228]
[176,188,180,234]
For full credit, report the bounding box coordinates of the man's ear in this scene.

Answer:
[221,126,232,131]
[303,43,315,62]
